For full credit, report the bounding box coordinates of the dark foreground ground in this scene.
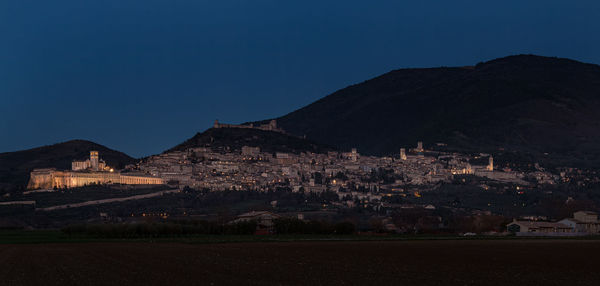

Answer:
[1,240,599,286]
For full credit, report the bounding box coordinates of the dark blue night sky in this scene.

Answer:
[1,1,599,157]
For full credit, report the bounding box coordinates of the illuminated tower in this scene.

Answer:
[400,148,407,160]
[90,151,99,171]
[487,156,494,171]
[416,141,424,153]
[350,148,358,162]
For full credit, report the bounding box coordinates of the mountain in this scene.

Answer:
[165,127,335,155]
[255,55,600,167]
[0,140,136,191]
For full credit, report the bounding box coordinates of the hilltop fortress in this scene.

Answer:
[27,151,163,190]
[213,119,285,133]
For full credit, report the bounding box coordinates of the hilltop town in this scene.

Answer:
[1,121,597,235]
[124,121,560,202]
[133,136,512,197]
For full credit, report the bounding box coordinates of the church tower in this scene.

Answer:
[487,156,494,171]
[90,151,99,171]
[350,148,358,162]
[416,141,424,153]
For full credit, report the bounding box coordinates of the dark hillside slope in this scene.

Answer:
[262,55,600,166]
[166,127,335,155]
[0,140,136,191]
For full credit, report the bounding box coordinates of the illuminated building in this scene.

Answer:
[72,151,109,171]
[27,169,164,189]
[416,141,424,153]
[90,151,99,171]
[350,148,358,162]
[487,156,494,171]
[27,151,164,189]
[241,146,260,156]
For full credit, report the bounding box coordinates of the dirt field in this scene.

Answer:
[1,240,599,285]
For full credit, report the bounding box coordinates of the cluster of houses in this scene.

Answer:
[129,137,556,210]
[507,211,600,236]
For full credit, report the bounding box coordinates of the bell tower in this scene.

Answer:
[90,151,99,171]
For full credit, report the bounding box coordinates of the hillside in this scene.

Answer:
[256,55,600,167]
[0,140,136,191]
[165,127,335,154]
